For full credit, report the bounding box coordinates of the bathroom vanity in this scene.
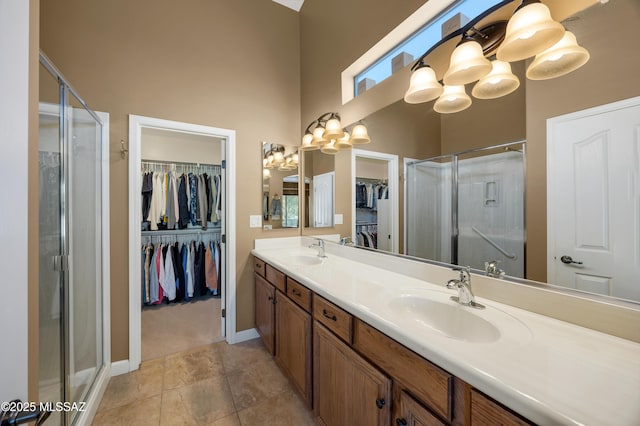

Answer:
[252,237,640,425]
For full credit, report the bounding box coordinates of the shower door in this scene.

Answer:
[405,156,453,263]
[456,145,525,277]
[39,54,106,426]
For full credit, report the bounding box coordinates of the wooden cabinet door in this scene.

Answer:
[276,292,312,407]
[471,389,532,426]
[397,391,446,426]
[313,322,391,426]
[254,272,275,355]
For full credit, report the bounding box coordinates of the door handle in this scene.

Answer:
[560,255,583,265]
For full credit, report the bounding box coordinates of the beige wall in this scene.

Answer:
[525,0,640,281]
[141,129,222,165]
[40,0,300,361]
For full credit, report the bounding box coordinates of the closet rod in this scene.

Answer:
[141,159,218,166]
[141,227,221,237]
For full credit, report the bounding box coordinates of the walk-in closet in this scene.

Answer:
[354,157,391,251]
[138,128,226,361]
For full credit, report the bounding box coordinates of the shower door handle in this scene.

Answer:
[560,255,583,265]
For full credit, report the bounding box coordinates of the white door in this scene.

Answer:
[313,172,334,227]
[377,198,391,251]
[547,97,640,301]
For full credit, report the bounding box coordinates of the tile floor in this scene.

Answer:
[92,339,315,425]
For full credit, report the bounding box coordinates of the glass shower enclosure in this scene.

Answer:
[39,52,106,425]
[406,142,525,278]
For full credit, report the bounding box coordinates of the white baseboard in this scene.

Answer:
[233,328,260,343]
[110,360,130,376]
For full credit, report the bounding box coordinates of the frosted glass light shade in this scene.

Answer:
[472,60,520,99]
[311,126,329,145]
[349,124,371,144]
[526,31,590,80]
[273,151,284,164]
[335,131,352,150]
[323,117,344,140]
[443,40,492,85]
[434,85,472,114]
[496,1,565,62]
[292,153,299,164]
[300,133,318,151]
[404,66,443,104]
[321,139,339,154]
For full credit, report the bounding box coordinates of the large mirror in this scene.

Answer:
[261,142,300,229]
[327,0,640,303]
[303,149,335,228]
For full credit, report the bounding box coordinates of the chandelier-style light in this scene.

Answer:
[526,31,590,80]
[404,63,443,104]
[300,113,370,155]
[443,38,492,85]
[496,0,565,62]
[434,85,472,114]
[403,0,590,114]
[472,60,520,99]
[263,143,298,171]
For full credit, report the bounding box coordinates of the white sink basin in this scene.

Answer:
[286,254,324,266]
[390,296,500,343]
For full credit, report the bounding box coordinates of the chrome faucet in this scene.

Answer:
[484,260,505,278]
[309,238,327,258]
[446,266,485,309]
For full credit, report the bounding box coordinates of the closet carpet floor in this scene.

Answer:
[142,297,224,361]
[92,338,315,425]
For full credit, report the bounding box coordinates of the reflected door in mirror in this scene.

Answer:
[313,172,334,227]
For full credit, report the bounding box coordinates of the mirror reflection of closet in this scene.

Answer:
[354,157,389,250]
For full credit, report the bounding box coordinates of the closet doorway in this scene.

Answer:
[128,115,236,371]
[351,150,399,253]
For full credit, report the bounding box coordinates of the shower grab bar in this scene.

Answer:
[471,226,517,260]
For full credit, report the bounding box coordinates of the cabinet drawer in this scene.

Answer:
[265,263,286,293]
[471,389,533,426]
[313,295,353,344]
[253,256,265,277]
[353,319,453,421]
[286,277,311,312]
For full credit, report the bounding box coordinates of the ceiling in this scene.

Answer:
[272,0,305,12]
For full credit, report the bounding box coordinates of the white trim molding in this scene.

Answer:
[128,115,237,370]
[351,149,400,253]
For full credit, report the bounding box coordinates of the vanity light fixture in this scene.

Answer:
[526,31,590,80]
[434,85,472,114]
[443,36,492,86]
[497,0,565,62]
[300,112,370,155]
[472,60,520,99]
[349,123,371,144]
[404,62,443,104]
[404,0,590,114]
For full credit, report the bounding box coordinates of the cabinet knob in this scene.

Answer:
[376,398,386,409]
[396,419,407,426]
[292,288,301,296]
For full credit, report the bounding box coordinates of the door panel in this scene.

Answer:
[313,172,334,227]
[548,99,640,301]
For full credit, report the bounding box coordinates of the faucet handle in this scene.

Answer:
[451,266,471,281]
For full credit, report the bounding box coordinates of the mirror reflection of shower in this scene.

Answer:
[406,141,525,278]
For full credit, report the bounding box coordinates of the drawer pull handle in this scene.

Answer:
[376,398,386,409]
[255,263,261,268]
[291,288,301,297]
[396,419,407,426]
[322,309,337,321]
